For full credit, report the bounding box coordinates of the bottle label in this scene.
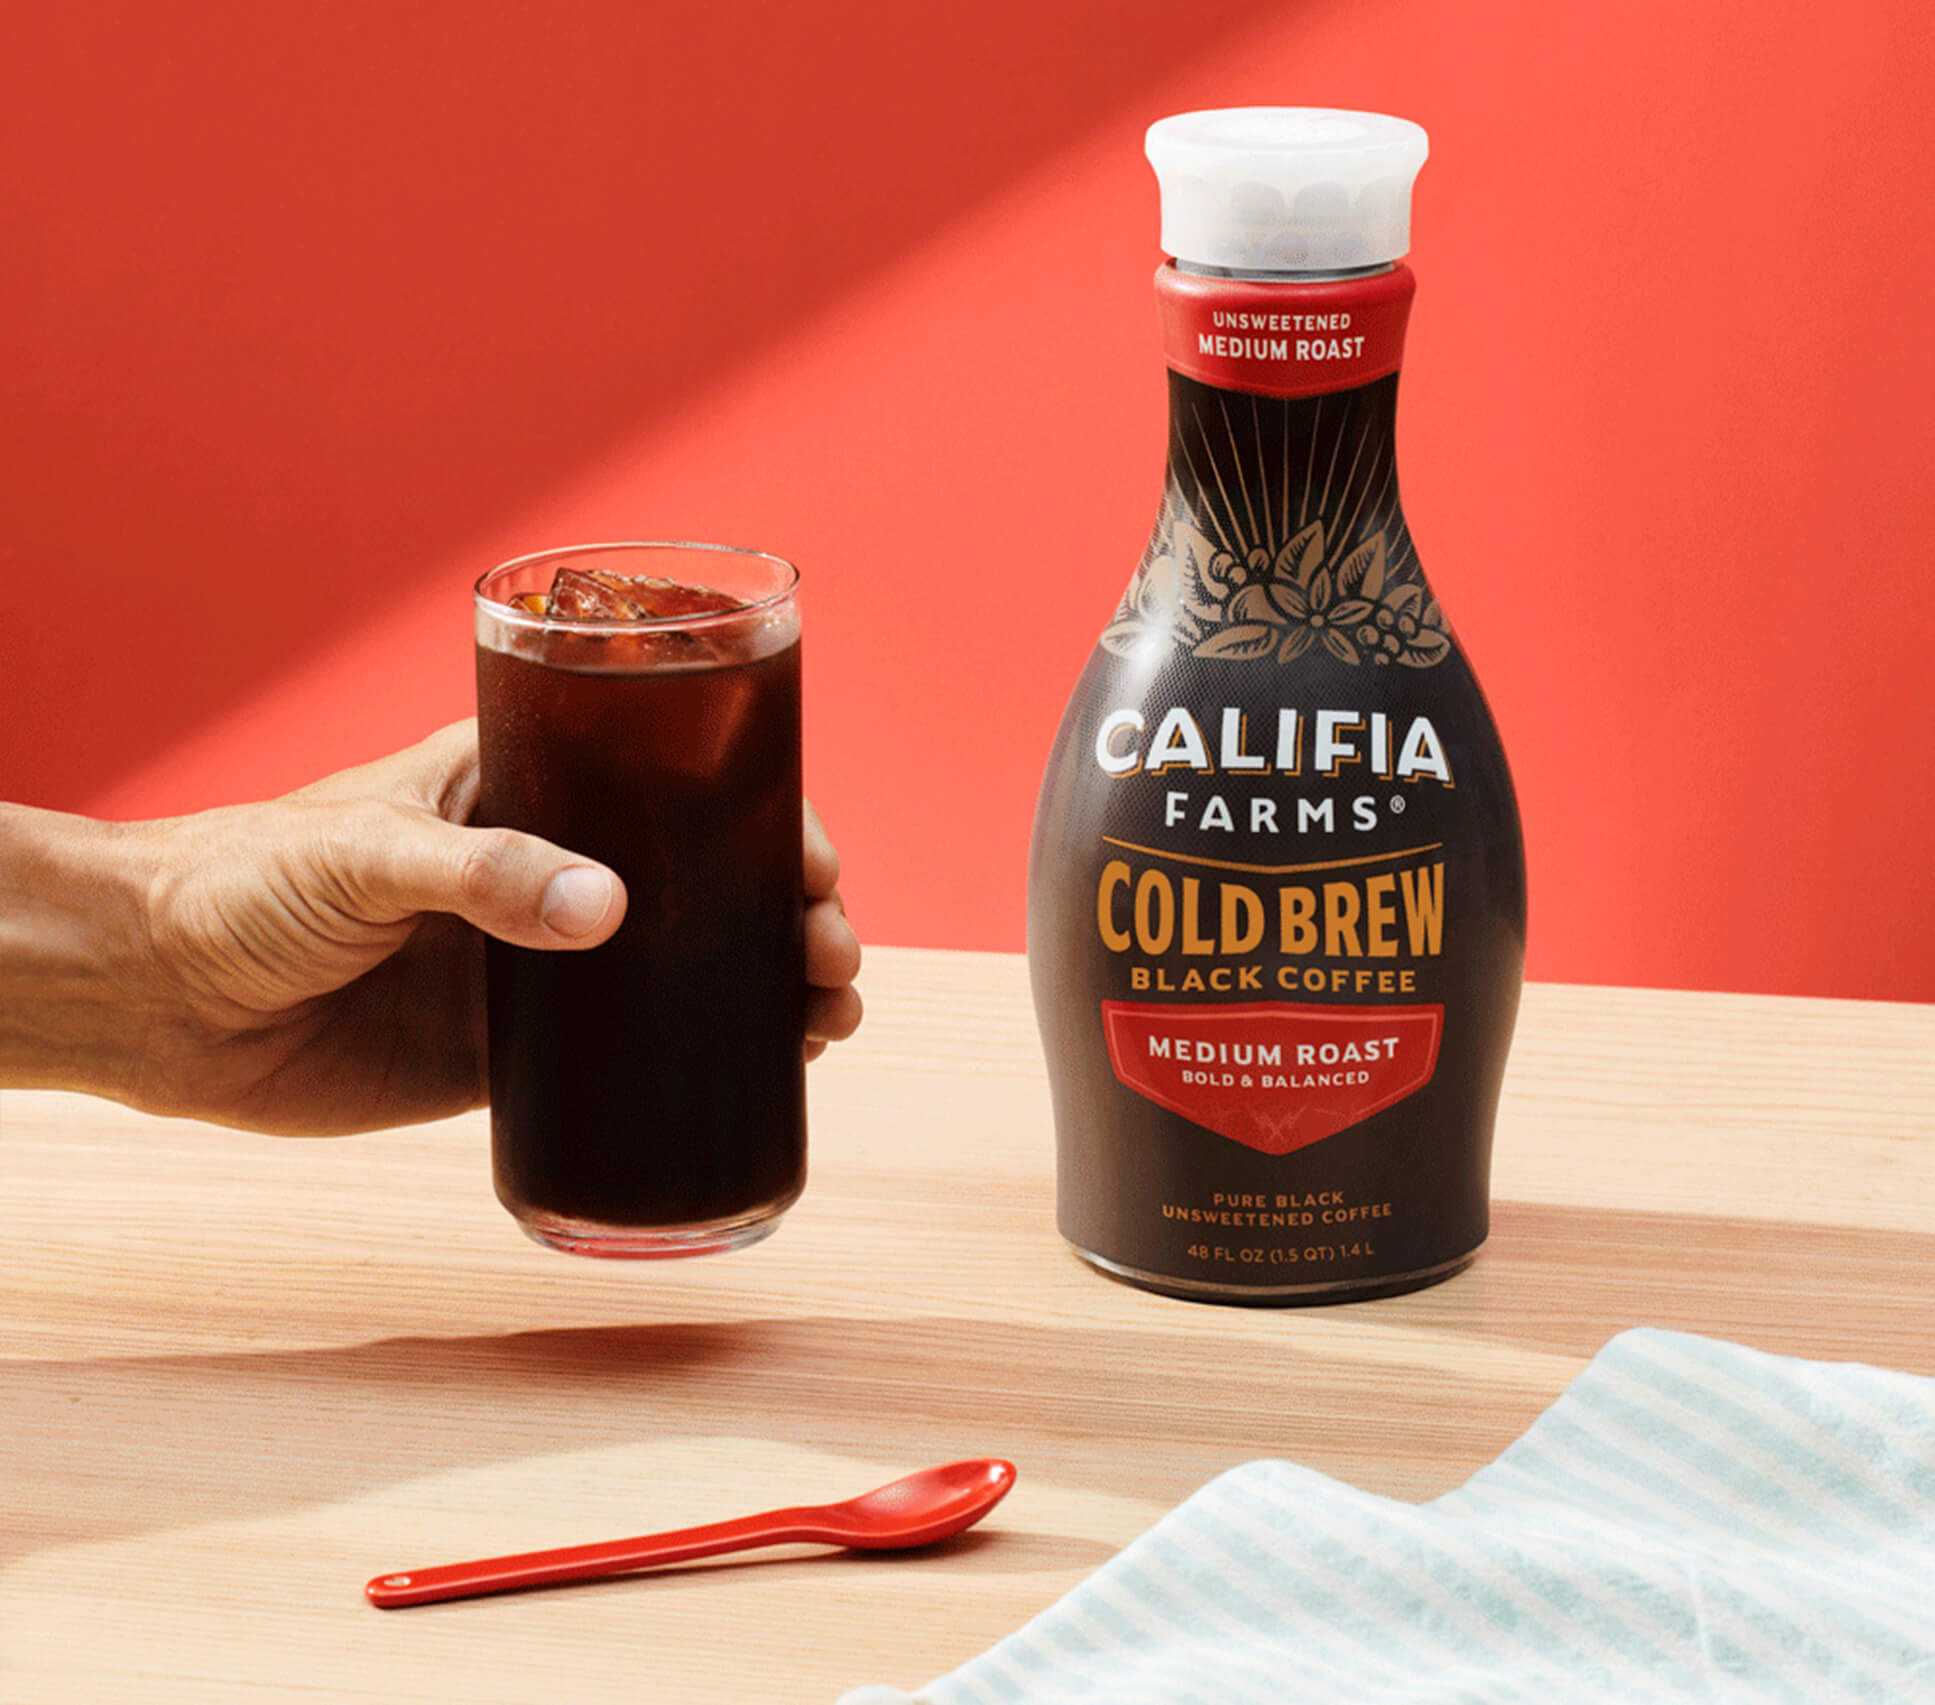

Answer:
[1101,999,1443,1155]
[1155,264,1414,399]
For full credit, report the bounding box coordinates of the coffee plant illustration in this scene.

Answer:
[1103,513,1449,669]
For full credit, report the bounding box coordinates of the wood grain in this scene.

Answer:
[2,948,1931,1702]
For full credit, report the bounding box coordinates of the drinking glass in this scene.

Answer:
[474,542,804,1257]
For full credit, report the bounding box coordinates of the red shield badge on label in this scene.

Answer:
[1100,1000,1444,1156]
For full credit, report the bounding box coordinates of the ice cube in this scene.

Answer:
[602,628,725,670]
[545,568,745,624]
[508,592,549,616]
[528,568,770,776]
[621,576,745,620]
[546,567,653,621]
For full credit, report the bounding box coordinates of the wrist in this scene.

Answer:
[0,804,168,1105]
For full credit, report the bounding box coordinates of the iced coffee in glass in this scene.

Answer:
[474,542,804,1257]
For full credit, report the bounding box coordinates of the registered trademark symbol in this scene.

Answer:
[1389,794,1406,814]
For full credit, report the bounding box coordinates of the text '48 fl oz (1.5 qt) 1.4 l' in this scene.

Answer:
[1028,109,1526,1304]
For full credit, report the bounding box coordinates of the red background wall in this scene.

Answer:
[5,1,1932,1001]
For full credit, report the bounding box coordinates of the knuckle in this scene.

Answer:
[456,827,522,906]
[328,801,416,908]
[380,797,425,839]
[348,797,415,846]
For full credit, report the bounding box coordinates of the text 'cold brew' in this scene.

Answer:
[1029,109,1526,1304]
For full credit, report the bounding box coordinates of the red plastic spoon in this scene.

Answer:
[365,1457,1017,1609]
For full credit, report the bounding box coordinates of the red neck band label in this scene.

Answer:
[1155,263,1415,400]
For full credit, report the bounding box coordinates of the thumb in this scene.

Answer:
[344,808,627,950]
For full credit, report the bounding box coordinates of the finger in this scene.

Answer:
[803,799,840,900]
[291,720,479,818]
[803,1039,828,1064]
[807,983,863,1043]
[367,719,482,819]
[805,896,861,990]
[341,806,627,951]
[405,719,484,819]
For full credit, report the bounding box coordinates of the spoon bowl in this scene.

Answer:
[813,1458,1018,1550]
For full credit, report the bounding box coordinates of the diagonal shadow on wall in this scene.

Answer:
[2,0,1296,809]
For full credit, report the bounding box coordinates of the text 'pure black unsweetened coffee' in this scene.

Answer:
[1029,109,1526,1304]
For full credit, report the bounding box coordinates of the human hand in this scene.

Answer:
[0,721,862,1134]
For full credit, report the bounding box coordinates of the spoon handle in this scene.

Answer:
[365,1507,826,1608]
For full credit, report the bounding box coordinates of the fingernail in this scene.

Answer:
[542,867,613,937]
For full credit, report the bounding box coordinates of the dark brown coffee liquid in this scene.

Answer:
[475,637,805,1232]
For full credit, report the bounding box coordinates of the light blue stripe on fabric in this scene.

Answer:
[1501,1401,1911,1695]
[1395,1494,1701,1694]
[1109,1548,1319,1703]
[1450,1472,1834,1705]
[1488,1408,1916,1699]
[1187,1480,1529,1702]
[1569,1358,1935,1637]
[1204,1474,1560,1701]
[1075,1517,1362,1703]
[1567,1362,1890,1554]
[1184,1478,1548,1703]
[1618,1336,1917,1534]
[970,1613,1081,1698]
[840,1331,1935,1705]
[1642,1332,1935,1510]
[1290,1482,1622,1690]
[1154,1495,1485,1705]
[1443,1502,1756,1702]
[1140,1525,1455,1705]
[1524,1393,1919,1687]
[1171,1487,1440,1672]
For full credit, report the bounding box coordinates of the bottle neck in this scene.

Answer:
[1153,263,1417,585]
[1155,261,1414,400]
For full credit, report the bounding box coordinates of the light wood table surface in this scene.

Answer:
[4,947,1932,1702]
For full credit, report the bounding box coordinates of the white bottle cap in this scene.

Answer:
[1145,107,1429,273]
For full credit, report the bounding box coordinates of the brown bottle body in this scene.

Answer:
[1027,265,1525,1303]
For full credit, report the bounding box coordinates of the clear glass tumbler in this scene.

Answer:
[474,542,804,1257]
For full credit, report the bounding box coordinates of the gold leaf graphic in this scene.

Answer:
[1100,619,1163,659]
[1179,573,1227,625]
[1194,623,1280,661]
[1273,520,1325,588]
[1267,581,1309,621]
[1228,584,1279,624]
[1398,629,1451,667]
[1175,516,1224,583]
[1099,467,1451,671]
[1172,518,1229,623]
[1135,553,1180,621]
[1335,533,1387,602]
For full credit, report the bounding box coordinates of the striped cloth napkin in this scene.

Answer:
[841,1330,1935,1703]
